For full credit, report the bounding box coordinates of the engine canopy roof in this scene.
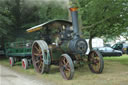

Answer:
[26,20,72,33]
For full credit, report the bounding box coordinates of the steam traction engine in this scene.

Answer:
[27,8,104,80]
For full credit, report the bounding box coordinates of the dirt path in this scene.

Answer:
[0,65,53,85]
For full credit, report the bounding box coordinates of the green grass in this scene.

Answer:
[0,55,128,85]
[104,54,128,65]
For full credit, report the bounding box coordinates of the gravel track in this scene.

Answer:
[0,65,53,85]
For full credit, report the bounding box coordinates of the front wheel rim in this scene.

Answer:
[59,54,74,80]
[60,57,71,79]
[88,51,104,73]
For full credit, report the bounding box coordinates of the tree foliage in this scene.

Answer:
[77,0,128,49]
[0,0,128,50]
[0,0,68,48]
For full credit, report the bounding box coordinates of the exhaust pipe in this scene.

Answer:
[69,8,88,54]
[69,8,80,39]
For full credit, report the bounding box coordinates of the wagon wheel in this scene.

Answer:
[32,42,45,74]
[9,57,15,67]
[22,58,28,70]
[59,54,74,80]
[88,50,104,73]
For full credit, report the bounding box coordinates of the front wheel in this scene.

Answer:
[88,50,104,73]
[59,54,74,80]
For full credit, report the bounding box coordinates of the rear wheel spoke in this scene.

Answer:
[35,60,40,64]
[38,59,43,70]
[34,53,42,56]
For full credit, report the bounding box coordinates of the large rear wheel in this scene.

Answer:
[32,41,50,74]
[88,50,104,73]
[32,42,45,74]
[59,54,74,80]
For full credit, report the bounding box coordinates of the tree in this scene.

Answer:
[38,1,68,22]
[0,0,40,41]
[0,0,68,48]
[0,0,13,48]
[121,30,128,40]
[77,0,128,50]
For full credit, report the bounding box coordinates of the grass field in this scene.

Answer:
[104,55,128,65]
[0,55,128,85]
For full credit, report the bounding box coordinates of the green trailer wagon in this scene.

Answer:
[5,40,33,69]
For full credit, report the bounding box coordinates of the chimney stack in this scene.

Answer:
[69,8,80,39]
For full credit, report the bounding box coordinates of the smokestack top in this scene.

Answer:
[69,7,78,12]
